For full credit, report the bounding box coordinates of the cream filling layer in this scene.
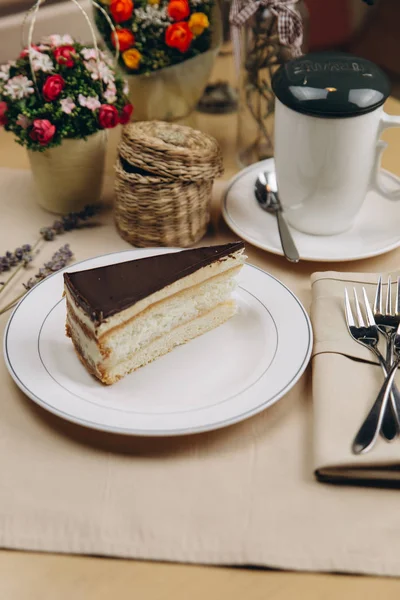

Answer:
[68,273,239,370]
[65,249,245,337]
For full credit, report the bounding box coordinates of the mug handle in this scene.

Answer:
[371,112,400,200]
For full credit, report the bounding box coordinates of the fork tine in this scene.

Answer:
[396,277,400,316]
[386,275,392,315]
[344,288,355,328]
[362,288,376,327]
[374,275,383,314]
[353,288,365,328]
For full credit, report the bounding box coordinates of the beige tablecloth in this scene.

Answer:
[3,168,400,577]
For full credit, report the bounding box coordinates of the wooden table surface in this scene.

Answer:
[2,53,400,598]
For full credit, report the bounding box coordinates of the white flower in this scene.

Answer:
[123,80,129,95]
[60,97,76,114]
[16,114,31,129]
[87,61,115,85]
[3,75,34,100]
[100,50,114,68]
[30,49,54,73]
[86,96,101,110]
[84,60,100,80]
[98,62,114,85]
[78,94,101,111]
[42,34,74,47]
[104,83,117,104]
[81,48,98,61]
[0,64,10,81]
[85,59,114,85]
[134,5,171,28]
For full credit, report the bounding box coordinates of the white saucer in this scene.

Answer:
[3,249,312,437]
[222,159,400,262]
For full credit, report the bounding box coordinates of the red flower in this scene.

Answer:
[53,45,75,68]
[0,101,8,126]
[165,22,193,53]
[20,45,41,58]
[110,0,134,23]
[119,103,133,125]
[29,119,56,146]
[167,0,190,21]
[42,75,65,102]
[98,105,119,129]
[111,29,135,51]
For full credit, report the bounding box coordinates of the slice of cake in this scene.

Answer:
[64,242,245,384]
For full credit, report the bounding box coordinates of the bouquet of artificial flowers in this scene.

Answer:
[0,34,133,152]
[94,0,214,75]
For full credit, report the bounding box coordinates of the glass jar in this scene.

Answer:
[237,1,309,167]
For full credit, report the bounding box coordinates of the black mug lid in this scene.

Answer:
[271,51,391,118]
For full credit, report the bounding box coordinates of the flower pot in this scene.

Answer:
[27,131,107,214]
[126,46,220,122]
[95,2,222,122]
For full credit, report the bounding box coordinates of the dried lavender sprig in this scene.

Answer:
[0,245,74,316]
[23,245,73,290]
[0,245,35,296]
[39,204,100,242]
[0,244,32,275]
[0,204,99,294]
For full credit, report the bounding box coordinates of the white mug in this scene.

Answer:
[273,52,400,236]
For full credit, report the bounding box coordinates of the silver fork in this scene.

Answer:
[372,276,400,438]
[344,288,398,452]
[374,275,400,366]
[357,322,400,454]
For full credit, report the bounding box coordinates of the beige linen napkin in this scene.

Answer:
[312,271,400,485]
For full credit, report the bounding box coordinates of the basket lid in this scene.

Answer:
[118,121,224,181]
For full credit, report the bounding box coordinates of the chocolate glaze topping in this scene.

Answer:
[64,242,244,323]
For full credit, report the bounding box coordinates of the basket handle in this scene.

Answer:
[22,0,120,97]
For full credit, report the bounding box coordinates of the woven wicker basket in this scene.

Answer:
[114,121,224,248]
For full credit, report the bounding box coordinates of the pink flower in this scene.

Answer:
[78,94,101,111]
[16,114,31,129]
[0,101,8,126]
[81,48,98,61]
[29,119,56,146]
[86,97,101,110]
[60,97,76,114]
[42,34,74,47]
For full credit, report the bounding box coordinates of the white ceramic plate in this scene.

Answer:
[4,249,312,436]
[222,159,400,262]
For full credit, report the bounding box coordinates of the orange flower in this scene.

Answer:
[111,28,135,51]
[110,0,133,23]
[165,22,193,53]
[123,48,142,69]
[188,12,209,36]
[167,0,189,21]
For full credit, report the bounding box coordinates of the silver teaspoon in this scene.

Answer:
[255,171,300,263]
